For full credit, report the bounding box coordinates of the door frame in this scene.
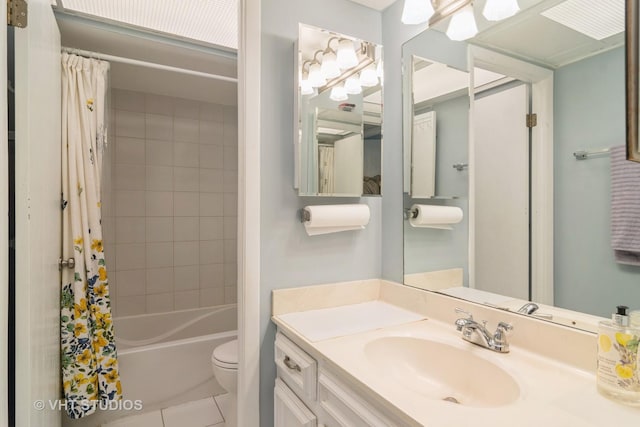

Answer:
[468,46,554,305]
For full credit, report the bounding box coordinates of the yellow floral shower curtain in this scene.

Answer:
[60,52,122,419]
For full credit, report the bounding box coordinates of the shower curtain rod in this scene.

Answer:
[61,47,238,84]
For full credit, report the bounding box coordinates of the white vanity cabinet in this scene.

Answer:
[274,331,405,427]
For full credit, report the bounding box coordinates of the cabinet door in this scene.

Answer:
[274,378,317,427]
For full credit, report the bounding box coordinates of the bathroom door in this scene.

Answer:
[13,0,62,425]
[473,84,530,300]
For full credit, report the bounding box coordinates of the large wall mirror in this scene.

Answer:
[295,24,383,197]
[402,0,640,332]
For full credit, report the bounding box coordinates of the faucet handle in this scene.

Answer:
[454,307,473,319]
[496,321,513,333]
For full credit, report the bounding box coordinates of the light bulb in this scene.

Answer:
[330,84,348,102]
[336,39,359,69]
[401,0,435,25]
[483,0,519,21]
[320,51,341,79]
[300,78,314,95]
[308,63,326,87]
[446,5,478,41]
[344,76,362,95]
[359,64,379,87]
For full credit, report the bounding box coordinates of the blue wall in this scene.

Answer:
[554,47,640,317]
[260,1,382,425]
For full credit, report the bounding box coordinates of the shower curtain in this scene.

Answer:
[60,53,121,419]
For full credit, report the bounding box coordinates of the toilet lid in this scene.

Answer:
[213,339,238,367]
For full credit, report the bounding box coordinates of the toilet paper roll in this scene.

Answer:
[303,204,371,236]
[409,204,463,230]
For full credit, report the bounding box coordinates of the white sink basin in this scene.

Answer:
[364,336,520,407]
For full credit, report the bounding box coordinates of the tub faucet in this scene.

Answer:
[517,302,539,315]
[454,308,513,353]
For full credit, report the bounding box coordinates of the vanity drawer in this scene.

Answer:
[318,370,399,427]
[275,332,317,402]
[275,378,317,427]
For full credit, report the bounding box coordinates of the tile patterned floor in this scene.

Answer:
[103,395,228,427]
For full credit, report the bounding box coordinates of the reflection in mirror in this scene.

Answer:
[401,0,640,333]
[295,24,383,197]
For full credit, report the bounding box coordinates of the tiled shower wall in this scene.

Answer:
[103,89,238,317]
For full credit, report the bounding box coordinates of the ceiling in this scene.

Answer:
[348,0,398,10]
[56,14,237,105]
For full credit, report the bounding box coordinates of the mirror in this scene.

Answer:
[295,24,383,197]
[402,0,640,332]
[626,0,640,162]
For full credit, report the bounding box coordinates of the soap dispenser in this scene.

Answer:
[597,306,640,405]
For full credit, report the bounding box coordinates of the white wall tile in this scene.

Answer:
[146,192,173,217]
[115,243,146,271]
[199,103,223,122]
[174,290,200,310]
[199,264,224,288]
[146,140,173,166]
[174,98,200,119]
[224,286,237,304]
[146,293,173,313]
[145,94,174,116]
[146,114,173,141]
[223,170,237,193]
[117,269,146,297]
[223,193,237,216]
[174,192,199,216]
[199,240,223,264]
[146,166,173,191]
[174,118,199,143]
[116,295,146,317]
[146,217,173,242]
[174,217,199,241]
[224,239,237,263]
[116,137,145,165]
[199,288,225,307]
[174,266,199,291]
[116,217,146,244]
[199,217,223,240]
[146,267,174,295]
[115,191,146,217]
[223,217,237,240]
[174,241,199,266]
[199,169,223,193]
[115,164,146,191]
[173,167,199,192]
[223,124,237,147]
[114,89,145,112]
[174,143,199,167]
[199,145,223,169]
[224,263,237,287]
[199,193,223,216]
[146,242,174,268]
[199,121,223,144]
[116,111,145,138]
[223,146,237,171]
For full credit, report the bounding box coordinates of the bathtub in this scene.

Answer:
[63,304,237,427]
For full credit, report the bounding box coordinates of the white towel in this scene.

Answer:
[610,145,640,266]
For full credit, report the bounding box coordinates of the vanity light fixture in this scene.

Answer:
[402,0,436,25]
[329,83,349,101]
[336,39,359,69]
[483,0,519,21]
[300,61,315,95]
[360,64,379,87]
[401,0,520,41]
[446,4,478,41]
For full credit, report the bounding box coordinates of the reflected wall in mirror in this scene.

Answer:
[626,0,640,162]
[401,0,640,333]
[295,24,383,197]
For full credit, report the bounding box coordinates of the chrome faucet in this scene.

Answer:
[517,302,553,320]
[454,308,513,353]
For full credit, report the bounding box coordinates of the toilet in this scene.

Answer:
[212,339,238,427]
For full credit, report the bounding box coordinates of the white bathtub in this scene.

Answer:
[63,304,237,427]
